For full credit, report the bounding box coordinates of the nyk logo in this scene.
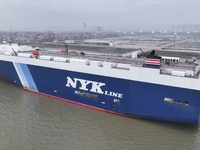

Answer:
[66,77,123,98]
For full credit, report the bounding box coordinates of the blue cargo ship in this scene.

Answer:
[0,43,200,124]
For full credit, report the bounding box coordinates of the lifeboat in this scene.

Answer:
[32,50,39,56]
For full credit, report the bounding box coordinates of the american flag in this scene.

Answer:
[145,58,161,65]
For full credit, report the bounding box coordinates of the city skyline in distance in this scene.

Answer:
[5,23,200,33]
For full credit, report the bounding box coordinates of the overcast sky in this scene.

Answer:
[0,0,199,32]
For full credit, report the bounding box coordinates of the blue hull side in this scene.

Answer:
[0,60,22,86]
[0,61,200,124]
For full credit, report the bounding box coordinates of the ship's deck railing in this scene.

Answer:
[1,49,200,75]
[27,50,145,66]
[161,64,196,71]
[160,63,200,78]
[0,49,144,71]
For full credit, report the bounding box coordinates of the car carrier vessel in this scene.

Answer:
[0,43,200,124]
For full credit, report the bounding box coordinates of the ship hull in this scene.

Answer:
[0,59,200,124]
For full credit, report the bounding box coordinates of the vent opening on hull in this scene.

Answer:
[98,63,103,67]
[114,99,120,104]
[111,64,130,70]
[86,60,90,65]
[75,90,98,100]
[164,97,188,106]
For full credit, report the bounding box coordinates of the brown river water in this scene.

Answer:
[0,76,200,150]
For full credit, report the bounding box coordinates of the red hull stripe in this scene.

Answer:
[22,88,136,119]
